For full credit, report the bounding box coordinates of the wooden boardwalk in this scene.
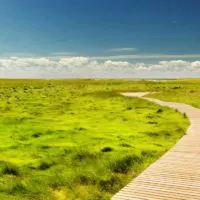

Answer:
[112,92,200,200]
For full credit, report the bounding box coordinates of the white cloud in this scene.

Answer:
[103,60,130,69]
[149,60,200,72]
[0,56,199,78]
[149,60,190,72]
[59,57,89,67]
[191,61,200,68]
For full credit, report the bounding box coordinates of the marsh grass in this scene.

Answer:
[1,162,20,176]
[0,79,190,200]
[110,155,142,174]
[147,79,200,108]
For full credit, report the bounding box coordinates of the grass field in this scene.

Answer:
[0,79,191,200]
[147,79,200,108]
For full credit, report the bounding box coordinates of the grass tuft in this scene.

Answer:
[110,155,141,174]
[101,147,113,152]
[156,108,163,113]
[120,143,132,148]
[32,132,42,138]
[38,160,56,170]
[11,182,28,194]
[99,175,122,193]
[1,163,20,176]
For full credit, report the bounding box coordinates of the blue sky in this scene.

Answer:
[0,0,200,78]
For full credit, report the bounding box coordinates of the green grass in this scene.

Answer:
[0,79,191,200]
[146,79,200,108]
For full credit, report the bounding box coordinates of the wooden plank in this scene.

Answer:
[112,92,200,200]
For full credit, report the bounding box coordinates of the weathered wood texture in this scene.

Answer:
[112,92,200,200]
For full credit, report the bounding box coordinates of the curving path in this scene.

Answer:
[112,92,200,200]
